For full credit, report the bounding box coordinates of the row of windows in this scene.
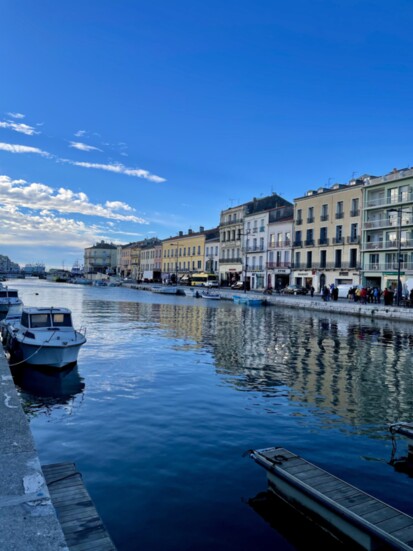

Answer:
[296,224,358,241]
[296,199,360,223]
[164,246,202,257]
[295,249,358,267]
[205,246,219,256]
[163,261,203,271]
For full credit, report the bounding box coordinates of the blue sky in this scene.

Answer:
[1,0,413,269]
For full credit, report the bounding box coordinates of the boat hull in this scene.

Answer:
[14,340,85,369]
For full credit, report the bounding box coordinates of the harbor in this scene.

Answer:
[3,278,413,550]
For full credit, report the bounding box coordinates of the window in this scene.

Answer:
[335,249,342,268]
[349,249,357,268]
[294,230,302,245]
[351,198,359,216]
[336,201,344,219]
[277,232,282,245]
[335,225,343,243]
[206,247,209,256]
[197,245,201,255]
[192,246,196,255]
[260,218,265,231]
[307,207,314,223]
[320,227,328,244]
[296,209,302,224]
[387,187,398,204]
[350,223,358,242]
[260,237,264,250]
[320,250,327,268]
[215,246,218,255]
[306,229,314,245]
[369,253,379,270]
[197,260,201,269]
[321,204,328,221]
[295,251,301,267]
[306,251,312,268]
[269,233,275,246]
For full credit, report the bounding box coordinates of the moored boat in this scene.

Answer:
[233,295,264,306]
[201,291,221,300]
[0,283,23,315]
[151,285,178,295]
[3,306,86,369]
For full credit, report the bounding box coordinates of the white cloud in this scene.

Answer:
[74,130,86,137]
[69,141,103,152]
[0,174,148,223]
[67,160,166,183]
[0,142,51,157]
[0,121,39,135]
[6,112,25,119]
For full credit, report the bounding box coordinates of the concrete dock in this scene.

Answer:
[0,350,68,550]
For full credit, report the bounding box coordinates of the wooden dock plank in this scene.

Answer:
[42,462,116,551]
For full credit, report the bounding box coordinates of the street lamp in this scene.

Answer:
[388,208,410,306]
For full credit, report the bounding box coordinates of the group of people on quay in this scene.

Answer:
[325,284,413,306]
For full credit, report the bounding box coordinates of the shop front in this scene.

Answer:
[293,270,314,290]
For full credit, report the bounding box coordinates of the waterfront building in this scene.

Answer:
[204,228,220,274]
[292,180,364,291]
[219,204,246,286]
[119,242,137,278]
[161,227,208,284]
[84,241,118,275]
[0,255,20,274]
[266,205,294,290]
[361,167,413,292]
[137,238,162,282]
[22,263,46,276]
[219,193,292,287]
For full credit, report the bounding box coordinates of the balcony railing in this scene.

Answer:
[333,237,344,244]
[307,217,314,223]
[364,217,413,229]
[293,240,303,247]
[363,239,413,250]
[243,264,264,272]
[320,214,329,221]
[335,212,344,219]
[295,218,303,225]
[219,257,242,264]
[268,240,291,249]
[304,239,315,247]
[365,191,413,209]
[290,261,361,270]
[266,262,291,269]
[347,236,360,244]
[365,262,413,271]
[219,218,243,226]
[244,245,265,253]
[350,209,360,217]
[318,238,329,246]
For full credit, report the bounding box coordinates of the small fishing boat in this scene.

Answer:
[0,283,23,315]
[3,306,86,369]
[233,295,264,306]
[201,291,221,300]
[151,285,178,295]
[249,446,413,550]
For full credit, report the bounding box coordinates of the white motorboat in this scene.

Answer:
[3,306,86,369]
[201,291,221,300]
[0,283,23,315]
[151,285,178,295]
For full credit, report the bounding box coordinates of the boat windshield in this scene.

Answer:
[30,313,52,328]
[52,313,72,327]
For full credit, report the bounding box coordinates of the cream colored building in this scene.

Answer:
[267,206,294,290]
[219,204,246,286]
[84,241,117,275]
[292,180,363,291]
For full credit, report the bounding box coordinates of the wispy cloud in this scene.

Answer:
[0,174,148,223]
[6,112,25,119]
[69,141,103,152]
[66,160,166,183]
[0,142,51,157]
[74,130,86,137]
[0,120,40,136]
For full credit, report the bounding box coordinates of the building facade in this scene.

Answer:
[292,180,363,291]
[218,204,246,286]
[361,168,413,293]
[266,206,294,290]
[84,241,118,275]
[162,227,207,284]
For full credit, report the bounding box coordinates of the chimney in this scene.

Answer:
[199,226,204,233]
[188,228,193,234]
[179,231,183,237]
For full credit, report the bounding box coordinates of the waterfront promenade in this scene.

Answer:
[0,351,68,550]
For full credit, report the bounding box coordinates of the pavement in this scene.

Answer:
[0,351,68,550]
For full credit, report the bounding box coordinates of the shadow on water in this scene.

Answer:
[11,363,85,416]
[247,491,357,550]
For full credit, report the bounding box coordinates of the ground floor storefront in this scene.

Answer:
[291,269,361,293]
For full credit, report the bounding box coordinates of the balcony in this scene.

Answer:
[266,262,291,269]
[268,240,291,249]
[365,262,413,271]
[333,237,344,244]
[291,261,361,270]
[307,217,314,223]
[243,264,264,272]
[293,240,303,247]
[220,218,243,227]
[335,212,344,219]
[244,245,265,253]
[350,209,360,217]
[295,218,303,226]
[347,236,360,244]
[318,238,329,246]
[365,191,413,209]
[320,214,329,221]
[304,239,315,247]
[219,257,242,264]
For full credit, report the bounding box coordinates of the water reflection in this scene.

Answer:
[11,364,85,417]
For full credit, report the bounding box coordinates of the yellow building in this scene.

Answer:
[162,227,207,284]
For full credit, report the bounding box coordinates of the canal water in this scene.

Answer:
[7,279,413,550]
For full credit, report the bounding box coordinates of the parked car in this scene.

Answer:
[231,281,245,290]
[205,280,219,288]
[282,284,308,295]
